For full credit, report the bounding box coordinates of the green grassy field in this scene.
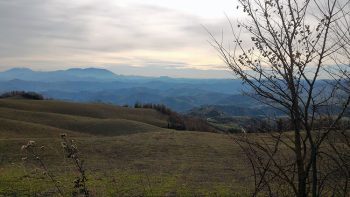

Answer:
[0,99,251,196]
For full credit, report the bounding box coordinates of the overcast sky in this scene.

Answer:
[0,0,243,78]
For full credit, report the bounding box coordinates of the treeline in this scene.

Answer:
[134,103,172,115]
[132,102,215,132]
[0,91,44,100]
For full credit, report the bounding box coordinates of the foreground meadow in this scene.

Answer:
[0,99,251,196]
[0,132,252,196]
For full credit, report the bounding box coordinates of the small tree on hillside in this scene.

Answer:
[210,0,350,196]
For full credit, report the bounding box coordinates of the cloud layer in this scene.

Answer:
[0,0,238,78]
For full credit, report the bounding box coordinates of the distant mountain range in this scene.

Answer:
[1,67,339,117]
[0,67,251,112]
[1,67,346,121]
[0,67,119,81]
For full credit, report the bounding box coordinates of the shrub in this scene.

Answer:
[0,91,44,100]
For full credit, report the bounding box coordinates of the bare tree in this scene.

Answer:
[209,0,350,196]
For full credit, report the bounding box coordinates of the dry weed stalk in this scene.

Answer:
[21,134,90,197]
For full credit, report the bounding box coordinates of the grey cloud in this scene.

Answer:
[0,0,90,58]
[0,0,224,54]
[0,0,232,77]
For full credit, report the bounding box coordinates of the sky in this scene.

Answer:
[0,0,242,78]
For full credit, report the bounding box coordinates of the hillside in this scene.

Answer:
[0,99,251,196]
[0,118,87,138]
[0,99,169,137]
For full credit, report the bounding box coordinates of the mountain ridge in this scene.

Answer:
[0,67,119,82]
[0,67,264,113]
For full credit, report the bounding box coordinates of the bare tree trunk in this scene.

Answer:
[293,112,306,197]
[311,146,317,197]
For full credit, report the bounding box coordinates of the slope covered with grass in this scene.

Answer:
[0,99,168,128]
[0,118,87,138]
[0,99,252,196]
[0,99,169,137]
[0,107,167,136]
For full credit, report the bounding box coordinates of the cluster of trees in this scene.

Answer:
[182,116,216,132]
[132,102,215,132]
[0,91,44,100]
[134,102,172,115]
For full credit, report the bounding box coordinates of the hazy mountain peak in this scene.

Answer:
[4,67,34,73]
[66,67,113,73]
[64,67,118,79]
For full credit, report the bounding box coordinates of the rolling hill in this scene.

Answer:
[0,98,251,196]
[0,98,169,137]
[0,118,86,138]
